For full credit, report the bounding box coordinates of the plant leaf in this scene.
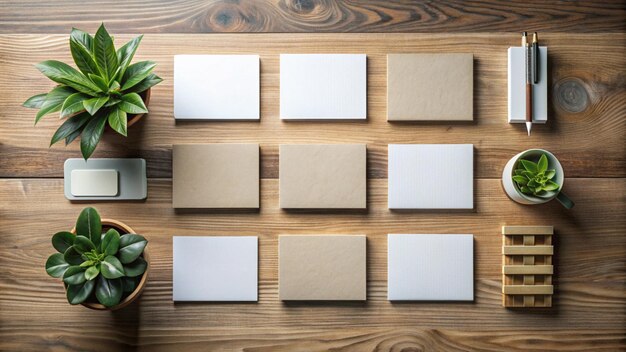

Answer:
[35,86,75,124]
[107,106,127,136]
[121,61,155,91]
[95,276,122,307]
[126,73,161,93]
[73,235,96,253]
[23,93,48,109]
[121,276,139,293]
[63,246,83,265]
[70,28,94,53]
[519,159,538,173]
[45,253,70,278]
[94,24,118,80]
[70,37,99,75]
[60,92,89,118]
[66,279,95,305]
[85,265,100,281]
[116,35,142,81]
[88,73,109,92]
[65,126,84,145]
[80,113,107,159]
[123,257,147,277]
[75,207,102,247]
[101,229,121,256]
[83,96,109,116]
[52,231,75,253]
[101,255,125,279]
[527,179,538,187]
[50,112,92,146]
[35,60,100,95]
[537,154,548,173]
[520,186,531,194]
[104,98,121,107]
[118,92,148,114]
[545,169,556,179]
[512,175,528,185]
[543,180,560,191]
[118,234,147,264]
[63,266,87,285]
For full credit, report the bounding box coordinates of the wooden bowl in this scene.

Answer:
[69,218,149,311]
[127,88,151,127]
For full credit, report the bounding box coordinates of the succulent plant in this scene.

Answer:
[23,23,162,159]
[512,153,560,197]
[45,207,148,307]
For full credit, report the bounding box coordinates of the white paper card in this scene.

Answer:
[280,54,367,119]
[173,236,258,301]
[388,234,474,301]
[174,55,260,120]
[71,169,118,197]
[508,47,548,123]
[388,144,473,209]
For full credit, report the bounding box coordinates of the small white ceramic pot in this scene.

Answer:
[502,149,574,209]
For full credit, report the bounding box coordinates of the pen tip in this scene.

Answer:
[526,122,532,136]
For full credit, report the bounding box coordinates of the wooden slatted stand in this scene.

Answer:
[502,226,554,307]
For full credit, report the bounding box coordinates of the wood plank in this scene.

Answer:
[1,177,624,350]
[1,33,625,178]
[503,265,554,275]
[503,285,554,295]
[0,1,624,34]
[503,226,554,235]
[503,246,553,256]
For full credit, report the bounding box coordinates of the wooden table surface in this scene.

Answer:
[1,1,625,351]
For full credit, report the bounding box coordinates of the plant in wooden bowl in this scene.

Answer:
[45,207,149,310]
[23,23,162,159]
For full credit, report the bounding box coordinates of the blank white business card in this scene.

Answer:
[174,55,260,120]
[280,54,367,120]
[173,236,258,301]
[388,234,474,301]
[388,144,473,209]
[71,169,118,196]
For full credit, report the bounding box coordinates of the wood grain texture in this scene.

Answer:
[1,6,625,349]
[0,178,625,351]
[0,0,625,34]
[1,33,625,179]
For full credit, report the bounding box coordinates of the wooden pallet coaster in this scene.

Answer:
[502,226,554,307]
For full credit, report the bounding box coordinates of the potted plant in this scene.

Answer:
[22,23,162,159]
[45,207,149,310]
[501,149,574,209]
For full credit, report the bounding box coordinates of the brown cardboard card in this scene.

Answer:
[279,235,367,301]
[387,53,473,121]
[173,144,259,208]
[279,144,366,209]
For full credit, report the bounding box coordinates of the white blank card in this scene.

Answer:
[388,144,474,209]
[174,55,260,120]
[280,54,367,120]
[388,234,474,301]
[173,236,258,301]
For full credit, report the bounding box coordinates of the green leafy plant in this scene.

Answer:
[45,207,148,307]
[512,153,560,198]
[23,23,162,159]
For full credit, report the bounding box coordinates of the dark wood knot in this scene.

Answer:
[553,78,589,113]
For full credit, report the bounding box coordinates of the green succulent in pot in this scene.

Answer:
[23,23,162,159]
[45,207,148,308]
[512,153,560,198]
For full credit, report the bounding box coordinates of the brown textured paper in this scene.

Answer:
[387,53,473,121]
[279,144,366,209]
[279,235,367,301]
[172,144,259,208]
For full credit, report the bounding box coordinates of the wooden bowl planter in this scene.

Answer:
[69,219,149,311]
[127,88,151,128]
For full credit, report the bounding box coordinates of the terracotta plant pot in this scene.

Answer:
[69,218,149,311]
[127,88,151,127]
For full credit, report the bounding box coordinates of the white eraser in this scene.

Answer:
[70,169,118,197]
